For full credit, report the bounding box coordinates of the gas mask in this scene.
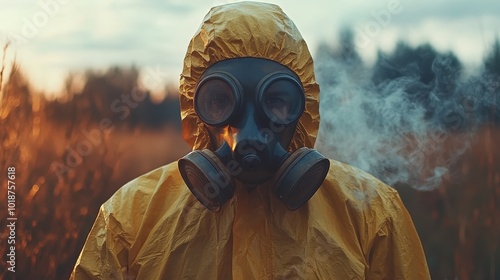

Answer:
[178,58,330,211]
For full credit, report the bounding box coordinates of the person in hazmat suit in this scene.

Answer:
[71,2,431,279]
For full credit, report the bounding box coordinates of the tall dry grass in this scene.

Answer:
[0,61,189,279]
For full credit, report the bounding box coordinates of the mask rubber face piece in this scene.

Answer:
[178,57,329,212]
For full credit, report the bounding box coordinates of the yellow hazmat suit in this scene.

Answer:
[71,2,430,279]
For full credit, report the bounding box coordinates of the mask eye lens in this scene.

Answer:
[261,78,304,124]
[195,79,236,126]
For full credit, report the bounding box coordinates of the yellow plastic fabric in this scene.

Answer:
[71,2,430,279]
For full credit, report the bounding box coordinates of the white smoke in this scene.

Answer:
[314,41,498,191]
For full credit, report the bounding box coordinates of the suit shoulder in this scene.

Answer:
[325,159,399,203]
[99,162,187,243]
[318,159,403,228]
[103,162,180,210]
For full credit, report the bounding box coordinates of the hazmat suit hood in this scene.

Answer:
[179,1,320,152]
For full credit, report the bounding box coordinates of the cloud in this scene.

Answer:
[1,0,499,94]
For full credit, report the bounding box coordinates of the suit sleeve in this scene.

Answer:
[366,192,431,280]
[70,206,129,280]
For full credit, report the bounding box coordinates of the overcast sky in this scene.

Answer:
[1,0,499,97]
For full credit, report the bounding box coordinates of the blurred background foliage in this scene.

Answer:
[0,29,499,279]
